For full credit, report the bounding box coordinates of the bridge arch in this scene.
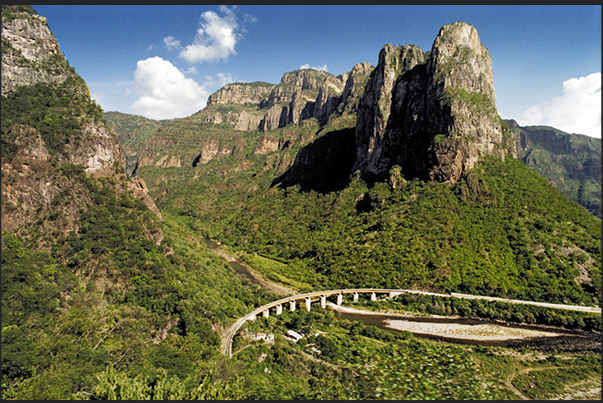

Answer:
[223,288,402,357]
[222,288,601,358]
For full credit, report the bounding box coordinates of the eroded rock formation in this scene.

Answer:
[1,5,162,238]
[354,22,515,183]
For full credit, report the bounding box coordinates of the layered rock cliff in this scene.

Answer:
[354,22,515,183]
[200,66,372,133]
[207,82,274,105]
[1,5,161,238]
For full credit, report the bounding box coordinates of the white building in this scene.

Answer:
[286,330,303,342]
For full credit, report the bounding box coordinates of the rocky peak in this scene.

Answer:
[427,21,496,103]
[354,22,514,184]
[207,82,274,105]
[1,5,79,96]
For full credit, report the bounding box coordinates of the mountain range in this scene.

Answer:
[1,5,600,400]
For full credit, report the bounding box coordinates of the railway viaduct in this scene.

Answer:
[221,288,601,358]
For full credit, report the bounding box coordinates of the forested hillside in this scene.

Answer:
[2,6,600,400]
[509,120,601,218]
[1,5,278,399]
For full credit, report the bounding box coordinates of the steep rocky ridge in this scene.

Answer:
[200,67,372,134]
[109,23,517,188]
[1,5,76,95]
[115,65,373,171]
[509,120,601,217]
[354,22,514,184]
[1,5,162,240]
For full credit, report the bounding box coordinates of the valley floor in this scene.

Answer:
[328,303,566,342]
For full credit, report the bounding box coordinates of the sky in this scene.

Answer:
[31,5,601,138]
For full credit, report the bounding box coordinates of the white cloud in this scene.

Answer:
[300,63,329,72]
[179,5,240,64]
[163,36,181,50]
[129,56,210,120]
[518,72,601,138]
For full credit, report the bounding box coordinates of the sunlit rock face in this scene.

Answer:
[354,22,515,184]
[1,5,162,236]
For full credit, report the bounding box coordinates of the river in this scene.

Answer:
[203,239,292,295]
[205,238,600,352]
[331,309,600,350]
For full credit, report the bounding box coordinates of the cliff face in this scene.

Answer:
[207,82,274,105]
[354,22,515,183]
[1,5,76,95]
[200,67,372,133]
[1,5,161,238]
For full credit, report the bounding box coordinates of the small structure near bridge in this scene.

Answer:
[286,330,304,343]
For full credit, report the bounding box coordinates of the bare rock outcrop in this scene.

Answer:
[354,22,515,184]
[207,82,274,105]
[1,5,163,237]
[1,5,78,95]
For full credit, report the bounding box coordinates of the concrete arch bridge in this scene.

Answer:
[222,288,601,358]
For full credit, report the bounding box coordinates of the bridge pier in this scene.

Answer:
[276,304,282,315]
[371,292,377,301]
[305,297,311,312]
[262,310,269,318]
[320,295,326,309]
[249,313,256,321]
[336,293,343,306]
[353,292,359,303]
[289,300,296,312]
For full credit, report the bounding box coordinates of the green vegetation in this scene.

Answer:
[1,168,281,399]
[2,81,102,160]
[511,123,601,218]
[442,86,497,117]
[239,253,316,292]
[140,155,600,307]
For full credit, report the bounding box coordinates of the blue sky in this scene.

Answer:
[31,5,601,137]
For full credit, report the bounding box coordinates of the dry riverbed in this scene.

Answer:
[328,303,565,342]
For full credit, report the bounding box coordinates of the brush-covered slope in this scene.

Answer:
[509,120,601,218]
[1,5,277,399]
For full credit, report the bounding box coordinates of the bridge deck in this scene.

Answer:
[222,288,601,357]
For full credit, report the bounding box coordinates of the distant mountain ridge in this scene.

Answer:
[507,120,601,218]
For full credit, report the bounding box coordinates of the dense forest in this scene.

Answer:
[137,149,601,306]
